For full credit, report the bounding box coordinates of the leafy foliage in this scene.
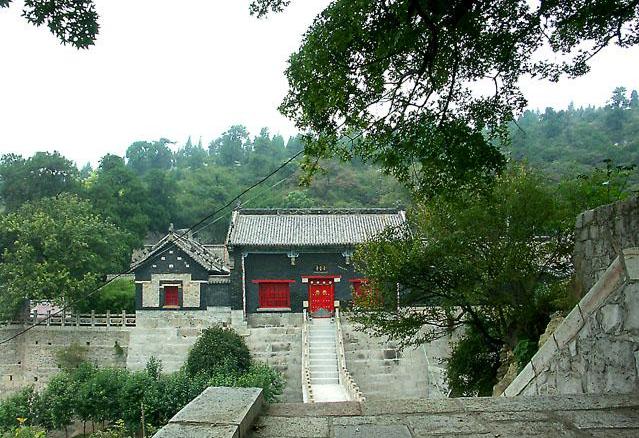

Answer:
[0,329,283,435]
[0,194,131,320]
[446,328,501,397]
[352,165,634,350]
[277,0,639,196]
[185,327,252,377]
[0,0,99,49]
[0,152,80,211]
[507,88,639,189]
[72,278,135,314]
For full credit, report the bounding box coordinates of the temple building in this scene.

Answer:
[132,208,406,317]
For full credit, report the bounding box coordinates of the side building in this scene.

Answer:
[226,208,406,317]
[132,229,231,311]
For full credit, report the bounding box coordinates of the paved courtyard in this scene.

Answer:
[250,394,639,437]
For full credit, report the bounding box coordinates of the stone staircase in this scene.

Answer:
[307,318,349,402]
[309,319,339,385]
[340,321,454,400]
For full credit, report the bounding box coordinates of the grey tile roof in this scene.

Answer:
[132,231,229,274]
[226,208,406,247]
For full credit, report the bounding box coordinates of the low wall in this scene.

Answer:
[0,325,129,398]
[505,248,639,396]
[574,196,639,296]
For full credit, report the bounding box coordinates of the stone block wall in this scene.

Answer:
[0,326,129,399]
[340,320,457,400]
[505,249,639,396]
[574,196,639,296]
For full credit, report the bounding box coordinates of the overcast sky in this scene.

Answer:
[1,1,638,166]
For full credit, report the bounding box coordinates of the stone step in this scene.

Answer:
[310,377,339,385]
[309,354,337,361]
[311,370,339,378]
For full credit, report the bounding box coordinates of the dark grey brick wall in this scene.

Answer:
[230,248,362,313]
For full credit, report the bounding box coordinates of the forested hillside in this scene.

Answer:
[0,127,409,246]
[0,88,637,250]
[507,87,639,184]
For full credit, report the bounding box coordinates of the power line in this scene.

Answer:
[0,150,304,344]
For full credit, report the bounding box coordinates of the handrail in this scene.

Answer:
[301,307,314,403]
[334,306,365,402]
[2,310,137,328]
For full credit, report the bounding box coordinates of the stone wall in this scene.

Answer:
[0,325,129,399]
[341,320,456,400]
[504,248,639,396]
[573,196,639,296]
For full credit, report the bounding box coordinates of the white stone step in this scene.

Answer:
[311,377,339,385]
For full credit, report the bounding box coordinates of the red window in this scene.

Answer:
[349,278,368,299]
[254,281,292,309]
[164,286,179,307]
[350,278,382,307]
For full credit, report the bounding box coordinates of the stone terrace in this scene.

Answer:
[250,394,639,437]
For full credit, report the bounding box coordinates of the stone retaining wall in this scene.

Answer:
[0,325,129,398]
[574,196,639,296]
[504,249,639,396]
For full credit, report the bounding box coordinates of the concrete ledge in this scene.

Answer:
[154,387,263,438]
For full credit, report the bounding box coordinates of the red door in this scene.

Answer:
[308,278,334,317]
[164,286,179,307]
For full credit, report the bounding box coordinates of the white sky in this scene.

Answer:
[1,0,638,166]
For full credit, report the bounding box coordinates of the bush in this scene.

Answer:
[446,329,501,397]
[1,425,47,438]
[185,327,251,377]
[513,338,538,372]
[235,363,284,403]
[0,387,40,432]
[74,278,135,314]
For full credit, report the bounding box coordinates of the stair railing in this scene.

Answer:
[301,305,314,403]
[334,304,365,402]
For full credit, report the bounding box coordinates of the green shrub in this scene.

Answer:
[0,387,40,432]
[74,278,135,314]
[513,338,538,372]
[446,329,501,397]
[185,327,251,378]
[235,363,284,403]
[1,425,47,438]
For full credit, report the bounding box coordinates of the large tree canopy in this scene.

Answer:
[0,194,131,320]
[253,0,639,195]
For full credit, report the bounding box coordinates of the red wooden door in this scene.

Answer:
[308,278,334,317]
[164,286,179,307]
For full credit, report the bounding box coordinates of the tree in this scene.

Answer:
[86,154,151,243]
[253,0,639,196]
[0,152,80,211]
[630,90,639,108]
[351,165,631,351]
[209,125,250,167]
[126,139,174,175]
[0,194,131,320]
[0,0,99,49]
[174,137,208,170]
[142,169,177,233]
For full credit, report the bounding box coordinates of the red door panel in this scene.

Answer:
[309,279,334,317]
[164,286,179,307]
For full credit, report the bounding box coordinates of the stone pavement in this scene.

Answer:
[249,394,639,437]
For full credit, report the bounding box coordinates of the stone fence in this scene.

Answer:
[573,195,638,296]
[5,311,137,328]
